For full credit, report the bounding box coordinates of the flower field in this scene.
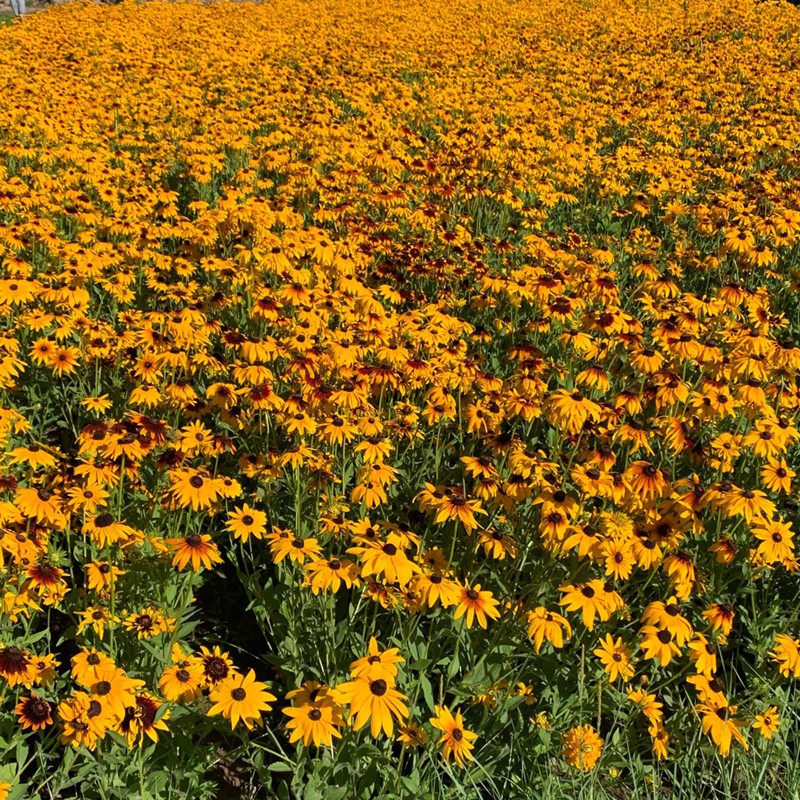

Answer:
[1,0,800,796]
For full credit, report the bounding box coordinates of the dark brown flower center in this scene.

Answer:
[0,646,28,673]
[205,657,228,680]
[26,698,51,722]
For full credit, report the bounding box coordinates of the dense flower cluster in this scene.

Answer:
[0,0,799,796]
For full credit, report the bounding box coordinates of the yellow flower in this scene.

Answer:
[752,706,780,739]
[282,682,344,747]
[430,706,478,767]
[349,637,405,682]
[208,670,276,731]
[454,583,501,629]
[697,702,749,757]
[165,533,223,572]
[562,724,603,772]
[593,634,635,683]
[559,580,611,631]
[333,676,408,738]
[81,395,112,414]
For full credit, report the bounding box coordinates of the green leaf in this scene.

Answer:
[419,673,435,711]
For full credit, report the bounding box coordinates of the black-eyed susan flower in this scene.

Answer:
[687,674,728,707]
[526,606,572,653]
[702,603,735,637]
[165,533,222,572]
[226,503,267,542]
[71,648,116,686]
[639,625,682,667]
[333,676,408,738]
[122,608,174,639]
[271,534,322,565]
[58,693,101,751]
[15,694,53,731]
[454,583,501,629]
[628,689,664,726]
[349,534,419,586]
[649,722,669,760]
[159,658,205,703]
[413,570,460,609]
[752,519,794,565]
[168,468,222,511]
[398,721,428,748]
[88,665,145,720]
[82,514,133,548]
[641,598,693,647]
[697,702,748,757]
[429,706,477,767]
[559,580,611,631]
[14,487,66,528]
[752,706,780,740]
[349,637,404,682]
[687,634,718,677]
[0,646,37,688]
[118,694,170,746]
[305,555,359,594]
[208,669,276,731]
[85,561,125,593]
[770,634,800,678]
[76,606,115,639]
[760,458,795,493]
[199,646,237,686]
[282,682,344,747]
[593,634,635,683]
